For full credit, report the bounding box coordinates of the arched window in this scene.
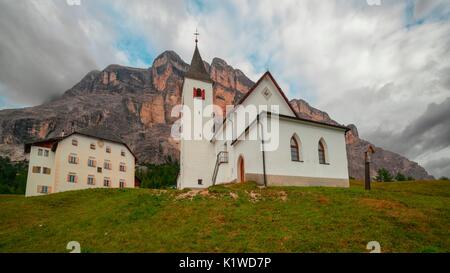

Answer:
[290,136,300,162]
[318,139,327,164]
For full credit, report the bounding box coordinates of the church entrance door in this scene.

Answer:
[238,156,245,183]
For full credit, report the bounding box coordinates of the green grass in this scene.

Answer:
[0,180,449,253]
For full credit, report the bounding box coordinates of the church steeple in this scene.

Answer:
[185,31,212,83]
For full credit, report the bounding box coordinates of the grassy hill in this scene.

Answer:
[0,180,449,253]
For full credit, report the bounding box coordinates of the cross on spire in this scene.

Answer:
[194,29,200,45]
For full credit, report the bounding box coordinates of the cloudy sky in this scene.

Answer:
[0,0,449,178]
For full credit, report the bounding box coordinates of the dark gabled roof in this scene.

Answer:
[76,127,125,145]
[236,71,299,118]
[185,44,213,83]
[24,126,137,161]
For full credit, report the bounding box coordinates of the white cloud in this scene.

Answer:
[0,0,449,177]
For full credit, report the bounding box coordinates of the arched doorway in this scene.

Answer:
[237,156,245,183]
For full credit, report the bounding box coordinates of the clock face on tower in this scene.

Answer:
[193,88,205,100]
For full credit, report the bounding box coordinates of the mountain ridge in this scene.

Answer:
[0,50,434,180]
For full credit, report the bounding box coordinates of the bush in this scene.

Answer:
[137,157,179,189]
[407,176,415,181]
[395,172,407,182]
[376,168,393,182]
[0,157,28,194]
[440,177,449,181]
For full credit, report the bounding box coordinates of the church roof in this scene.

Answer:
[185,45,213,83]
[236,71,299,118]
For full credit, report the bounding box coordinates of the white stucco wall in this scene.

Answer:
[264,116,349,180]
[241,77,296,117]
[25,146,56,196]
[178,78,216,189]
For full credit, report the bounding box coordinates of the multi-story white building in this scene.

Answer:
[24,128,136,197]
[177,42,350,189]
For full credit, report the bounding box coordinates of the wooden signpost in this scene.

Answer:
[365,145,376,190]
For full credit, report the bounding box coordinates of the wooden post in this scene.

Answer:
[365,145,375,191]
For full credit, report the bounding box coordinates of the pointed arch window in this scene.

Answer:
[318,139,327,164]
[290,136,300,162]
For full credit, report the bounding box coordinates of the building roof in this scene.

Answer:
[77,127,125,145]
[230,111,350,146]
[24,127,137,161]
[236,71,299,118]
[185,44,213,83]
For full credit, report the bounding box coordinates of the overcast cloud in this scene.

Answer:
[0,0,449,177]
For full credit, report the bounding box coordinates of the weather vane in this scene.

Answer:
[194,28,200,45]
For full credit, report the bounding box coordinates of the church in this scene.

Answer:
[177,41,350,189]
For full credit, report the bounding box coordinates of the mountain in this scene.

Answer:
[0,50,433,180]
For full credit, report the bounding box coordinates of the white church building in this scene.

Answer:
[177,42,350,189]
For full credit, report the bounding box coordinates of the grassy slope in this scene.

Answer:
[0,181,449,253]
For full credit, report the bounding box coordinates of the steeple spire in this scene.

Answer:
[194,29,199,45]
[185,29,212,83]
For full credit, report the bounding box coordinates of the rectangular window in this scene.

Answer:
[88,158,97,167]
[37,185,50,194]
[106,146,111,153]
[97,167,102,173]
[68,154,78,164]
[104,178,111,187]
[119,163,126,172]
[38,149,43,156]
[72,139,78,146]
[67,173,77,183]
[198,179,203,185]
[87,175,95,185]
[43,167,51,175]
[121,150,126,157]
[119,180,125,189]
[104,161,112,170]
[90,143,96,150]
[32,166,41,174]
[44,150,49,157]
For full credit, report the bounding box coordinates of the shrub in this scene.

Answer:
[376,168,393,182]
[440,177,449,181]
[395,172,407,182]
[137,157,179,189]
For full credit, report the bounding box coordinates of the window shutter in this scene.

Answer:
[124,166,127,172]
[67,174,70,182]
[201,89,205,100]
[193,88,196,97]
[37,185,41,193]
[48,187,52,193]
[75,176,78,183]
[68,155,70,163]
[76,157,79,164]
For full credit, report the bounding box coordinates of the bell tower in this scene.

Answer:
[177,32,215,189]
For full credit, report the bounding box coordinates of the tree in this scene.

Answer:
[440,177,449,181]
[376,168,393,182]
[0,157,28,194]
[395,172,407,182]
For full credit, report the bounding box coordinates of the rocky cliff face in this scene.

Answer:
[0,50,433,180]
